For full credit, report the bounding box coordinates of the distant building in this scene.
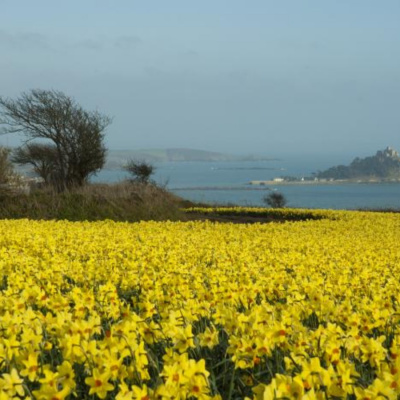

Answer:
[376,146,399,159]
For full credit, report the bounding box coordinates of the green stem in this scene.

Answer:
[227,367,235,400]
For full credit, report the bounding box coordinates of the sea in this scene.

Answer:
[92,156,400,210]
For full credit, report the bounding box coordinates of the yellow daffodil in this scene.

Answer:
[85,369,114,399]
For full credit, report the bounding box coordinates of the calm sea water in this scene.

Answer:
[93,158,400,210]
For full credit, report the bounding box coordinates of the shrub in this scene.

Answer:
[263,191,287,208]
[123,159,155,184]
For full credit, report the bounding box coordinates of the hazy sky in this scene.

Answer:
[1,0,399,156]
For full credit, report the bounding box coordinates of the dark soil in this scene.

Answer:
[184,212,311,224]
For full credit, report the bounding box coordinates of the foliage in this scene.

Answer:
[12,143,59,185]
[124,159,155,184]
[263,191,287,208]
[0,210,399,398]
[0,89,111,190]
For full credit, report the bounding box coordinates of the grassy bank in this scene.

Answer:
[0,182,188,221]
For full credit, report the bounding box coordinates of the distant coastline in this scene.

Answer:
[106,148,276,168]
[249,179,400,186]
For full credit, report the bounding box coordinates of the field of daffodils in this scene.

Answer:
[0,208,400,399]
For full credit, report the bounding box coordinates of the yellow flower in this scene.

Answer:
[275,374,304,399]
[57,361,76,390]
[32,384,71,400]
[173,325,194,353]
[354,378,397,400]
[116,381,133,400]
[132,384,151,400]
[85,369,114,399]
[0,369,25,397]
[300,357,331,389]
[39,369,59,389]
[198,327,219,349]
[20,353,39,382]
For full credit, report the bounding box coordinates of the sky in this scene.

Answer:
[0,0,399,157]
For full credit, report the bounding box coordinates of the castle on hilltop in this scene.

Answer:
[315,146,400,180]
[376,146,399,159]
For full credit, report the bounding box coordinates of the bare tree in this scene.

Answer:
[0,89,112,190]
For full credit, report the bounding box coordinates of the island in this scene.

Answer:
[249,147,400,186]
[315,147,400,181]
